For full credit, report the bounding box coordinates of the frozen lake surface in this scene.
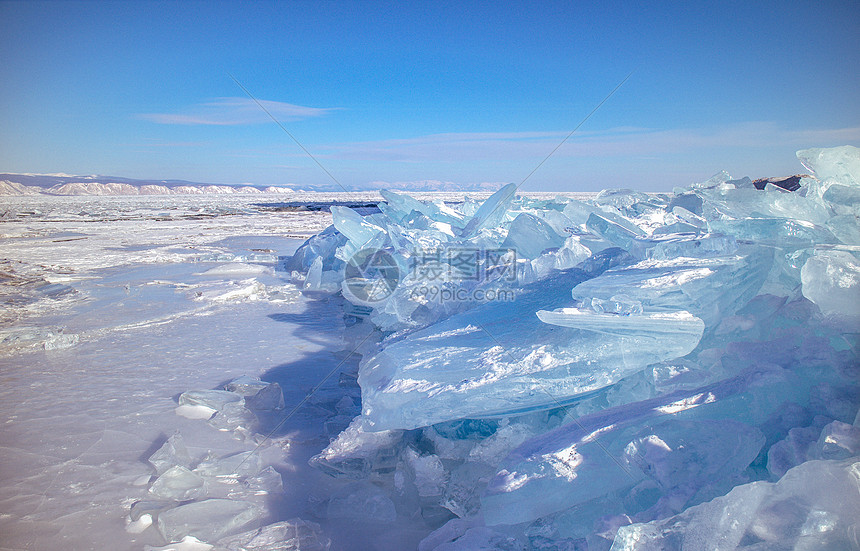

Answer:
[0,194,441,550]
[1,155,858,551]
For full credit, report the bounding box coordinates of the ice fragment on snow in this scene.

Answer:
[247,383,285,411]
[126,513,153,534]
[193,451,262,478]
[207,401,257,433]
[149,432,193,475]
[149,466,206,501]
[224,375,270,395]
[156,498,264,543]
[241,466,284,495]
[215,518,331,551]
[178,389,243,411]
[144,535,214,551]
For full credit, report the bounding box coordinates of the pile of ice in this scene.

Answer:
[282,146,860,549]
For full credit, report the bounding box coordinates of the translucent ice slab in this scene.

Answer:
[568,248,772,328]
[481,366,788,526]
[611,457,860,551]
[156,498,265,543]
[801,249,860,322]
[215,518,331,551]
[358,260,702,431]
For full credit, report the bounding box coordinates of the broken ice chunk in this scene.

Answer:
[330,205,383,243]
[156,499,265,543]
[622,419,764,494]
[144,535,213,551]
[215,518,331,551]
[359,263,702,431]
[326,482,397,522]
[586,212,644,254]
[796,145,860,186]
[481,367,781,526]
[193,451,262,478]
[309,417,404,478]
[459,183,517,238]
[611,458,860,551]
[130,500,174,522]
[380,188,465,228]
[225,376,270,395]
[149,466,206,501]
[420,523,527,551]
[225,376,285,410]
[149,432,193,475]
[569,249,771,328]
[537,308,704,344]
[178,390,243,412]
[594,188,653,215]
[645,233,737,261]
[207,401,257,433]
[242,466,284,495]
[707,217,838,250]
[246,383,284,411]
[403,448,447,499]
[501,212,566,259]
[766,425,822,479]
[809,420,860,461]
[800,250,860,322]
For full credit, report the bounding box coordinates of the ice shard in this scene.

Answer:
[500,212,566,259]
[156,499,265,543]
[459,183,517,238]
[800,249,860,321]
[149,432,193,475]
[481,366,789,526]
[610,458,860,551]
[359,255,702,431]
[215,519,331,551]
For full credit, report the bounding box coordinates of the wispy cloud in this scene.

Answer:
[138,97,337,125]
[324,123,860,162]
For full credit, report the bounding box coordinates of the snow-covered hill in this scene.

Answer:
[0,173,294,196]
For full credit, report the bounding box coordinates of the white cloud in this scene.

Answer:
[325,123,860,163]
[139,97,336,125]
[365,179,505,192]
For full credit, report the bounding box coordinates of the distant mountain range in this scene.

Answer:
[0,173,294,196]
[0,173,507,195]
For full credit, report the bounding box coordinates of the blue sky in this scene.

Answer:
[1,0,858,191]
